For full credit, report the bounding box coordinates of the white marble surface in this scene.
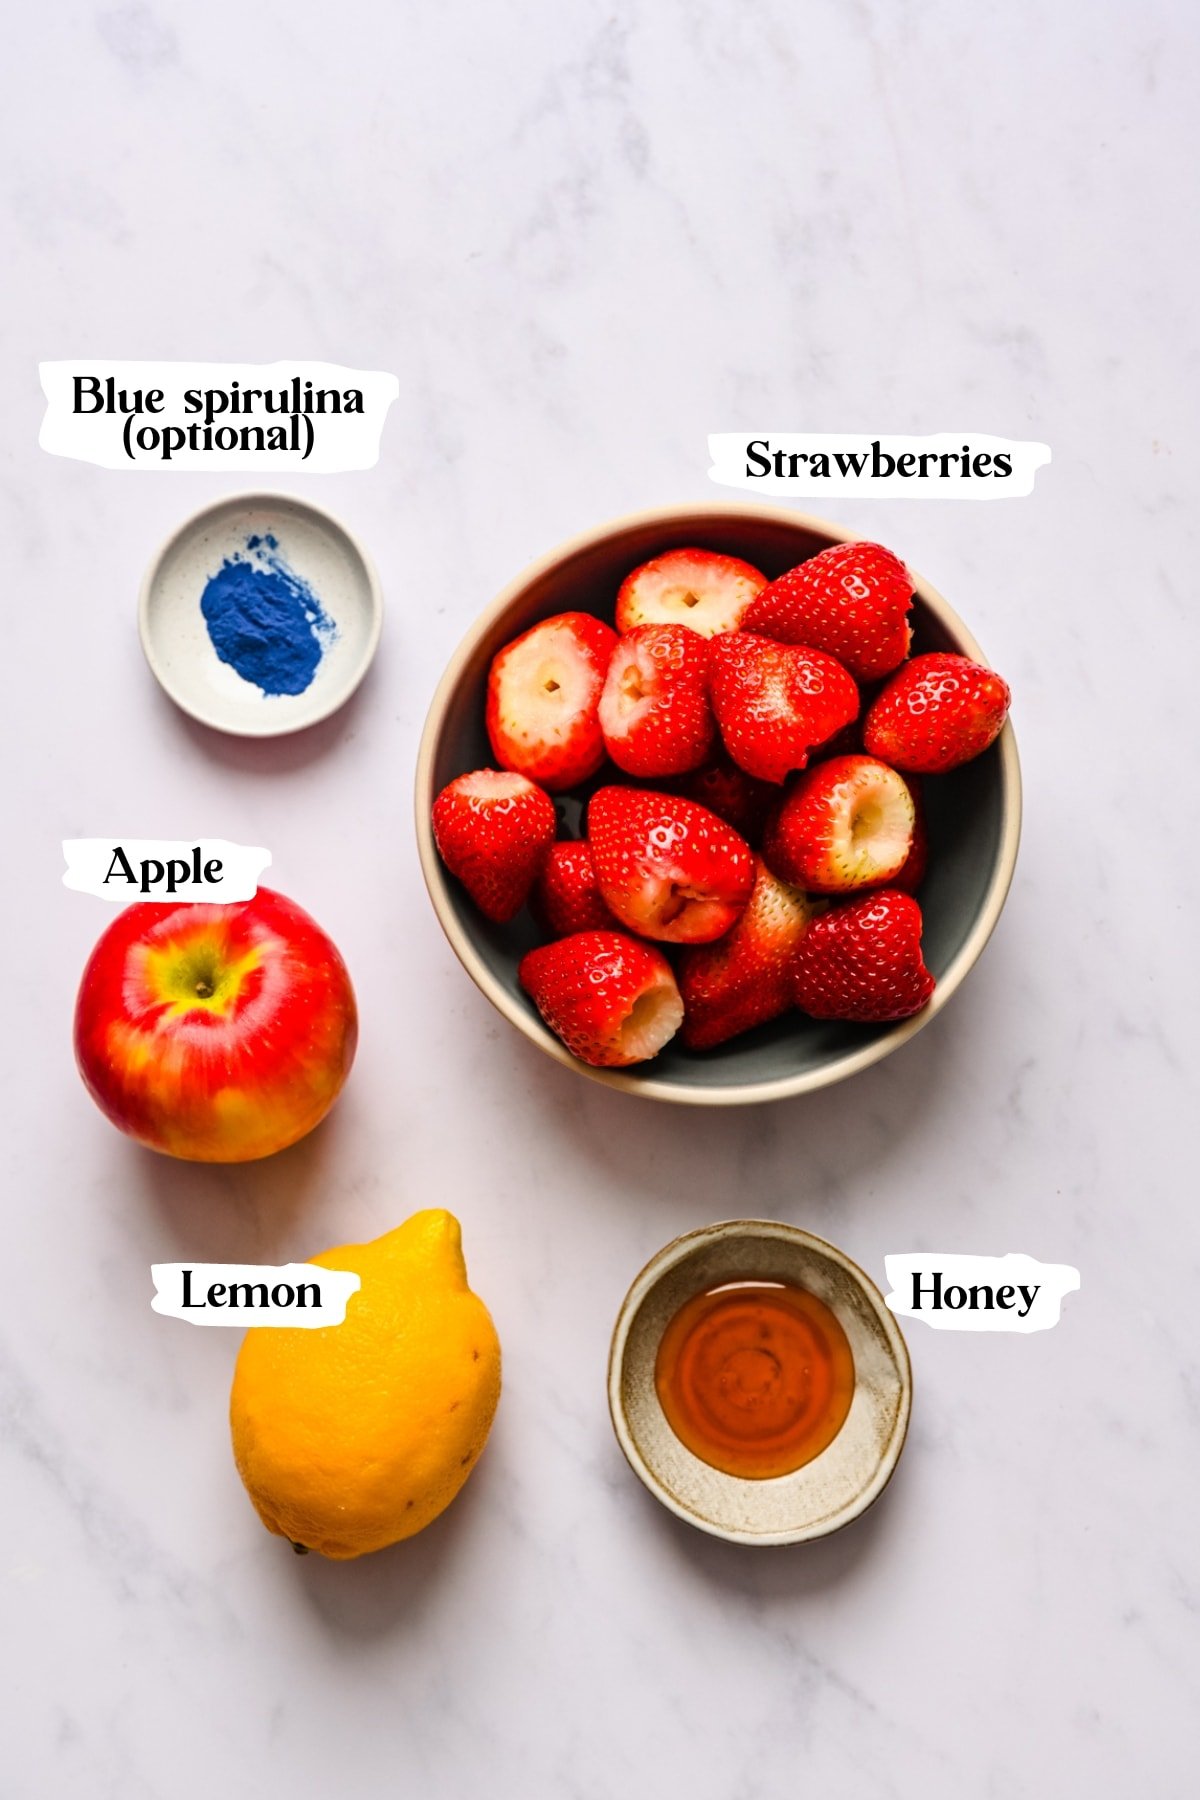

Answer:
[3,2,1198,1794]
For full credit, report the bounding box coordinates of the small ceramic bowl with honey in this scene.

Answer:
[608,1219,911,1546]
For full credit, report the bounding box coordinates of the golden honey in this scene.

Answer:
[654,1280,855,1478]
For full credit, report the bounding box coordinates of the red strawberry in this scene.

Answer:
[487,611,618,791]
[890,779,929,893]
[678,857,816,1050]
[744,541,913,680]
[708,633,859,785]
[674,755,776,844]
[763,755,915,894]
[598,624,714,777]
[432,770,556,922]
[519,930,683,1067]
[791,890,935,1023]
[531,841,617,937]
[588,786,754,944]
[616,547,766,639]
[864,653,1011,774]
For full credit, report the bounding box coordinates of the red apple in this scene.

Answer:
[73,887,357,1163]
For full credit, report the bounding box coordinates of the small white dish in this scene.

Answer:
[138,492,383,737]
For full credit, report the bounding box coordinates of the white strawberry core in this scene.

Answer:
[631,866,736,940]
[623,552,761,639]
[619,969,685,1061]
[836,763,913,882]
[496,621,601,746]
[456,769,532,809]
[599,640,654,743]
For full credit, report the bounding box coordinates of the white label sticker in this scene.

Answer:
[883,1253,1080,1333]
[39,360,398,471]
[708,432,1051,498]
[151,1263,360,1328]
[63,839,271,902]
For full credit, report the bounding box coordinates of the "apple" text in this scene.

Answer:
[104,843,223,895]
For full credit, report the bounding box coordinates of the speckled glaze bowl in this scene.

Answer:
[415,502,1021,1104]
[608,1220,912,1546]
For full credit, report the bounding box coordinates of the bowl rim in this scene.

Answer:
[137,488,385,738]
[414,499,1022,1104]
[606,1218,913,1546]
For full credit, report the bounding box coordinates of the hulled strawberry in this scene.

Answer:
[744,541,913,679]
[486,611,618,791]
[791,889,935,1023]
[674,755,776,844]
[519,930,684,1067]
[588,786,754,944]
[531,841,617,937]
[615,547,766,639]
[432,770,556,922]
[708,633,859,785]
[763,755,915,894]
[678,856,817,1050]
[598,624,714,777]
[864,653,1011,774]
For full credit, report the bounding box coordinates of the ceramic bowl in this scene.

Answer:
[608,1219,912,1546]
[139,492,383,736]
[415,501,1021,1104]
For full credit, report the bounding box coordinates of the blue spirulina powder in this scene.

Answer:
[200,534,337,696]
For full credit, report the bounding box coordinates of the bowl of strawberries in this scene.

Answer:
[415,503,1020,1104]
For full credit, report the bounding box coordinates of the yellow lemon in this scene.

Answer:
[229,1210,500,1559]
